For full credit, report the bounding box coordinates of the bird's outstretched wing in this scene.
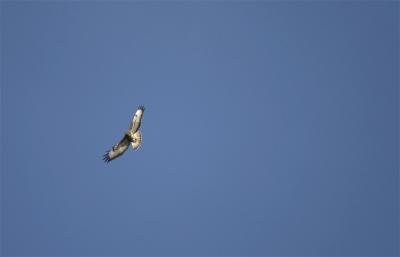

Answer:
[103,134,131,163]
[128,105,145,134]
[131,131,142,150]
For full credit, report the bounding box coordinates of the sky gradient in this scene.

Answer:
[1,2,399,256]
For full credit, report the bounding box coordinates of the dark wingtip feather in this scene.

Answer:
[138,105,145,112]
[103,152,111,163]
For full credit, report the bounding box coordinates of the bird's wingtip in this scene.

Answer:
[102,152,111,163]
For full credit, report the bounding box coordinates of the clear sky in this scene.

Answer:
[1,1,399,256]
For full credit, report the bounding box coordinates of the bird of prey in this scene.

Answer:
[103,106,145,163]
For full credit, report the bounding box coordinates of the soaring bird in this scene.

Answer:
[103,106,145,163]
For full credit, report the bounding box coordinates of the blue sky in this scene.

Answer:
[1,2,399,256]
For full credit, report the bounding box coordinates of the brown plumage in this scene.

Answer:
[103,106,145,163]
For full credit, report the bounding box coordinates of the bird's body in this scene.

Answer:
[131,130,142,150]
[103,106,145,163]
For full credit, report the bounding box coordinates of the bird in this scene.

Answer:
[103,105,145,163]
